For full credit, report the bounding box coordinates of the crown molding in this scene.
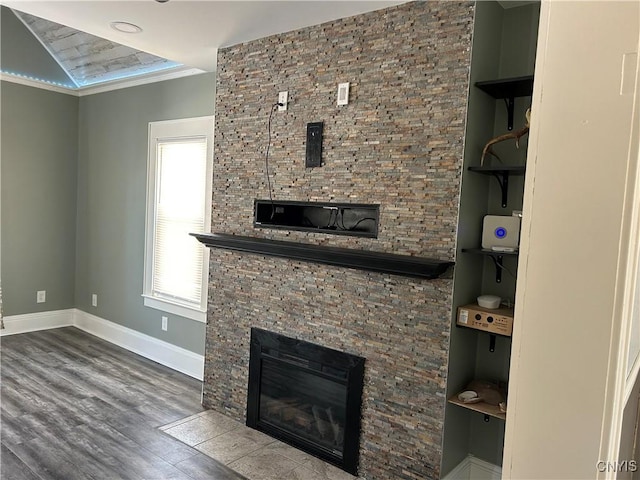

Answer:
[0,72,77,95]
[1,67,208,97]
[76,67,207,96]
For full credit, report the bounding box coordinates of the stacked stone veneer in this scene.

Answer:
[203,2,474,479]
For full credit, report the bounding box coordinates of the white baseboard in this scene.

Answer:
[73,310,204,380]
[443,455,501,480]
[0,309,75,336]
[443,456,472,480]
[1,308,204,381]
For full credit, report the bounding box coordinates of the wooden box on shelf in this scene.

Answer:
[456,304,514,336]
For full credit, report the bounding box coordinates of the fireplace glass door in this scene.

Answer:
[260,357,347,456]
[246,328,365,475]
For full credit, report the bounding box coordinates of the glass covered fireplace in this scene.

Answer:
[246,328,365,475]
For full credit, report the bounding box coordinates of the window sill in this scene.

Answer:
[142,295,206,323]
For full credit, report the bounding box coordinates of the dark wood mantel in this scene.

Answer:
[191,233,454,280]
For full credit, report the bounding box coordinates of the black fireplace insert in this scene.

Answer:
[246,328,365,475]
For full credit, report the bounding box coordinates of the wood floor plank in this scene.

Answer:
[132,400,203,428]
[106,410,200,465]
[173,453,249,480]
[0,411,38,448]
[0,444,42,480]
[6,436,96,480]
[0,327,245,480]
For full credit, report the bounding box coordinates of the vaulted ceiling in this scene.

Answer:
[13,9,181,88]
[0,4,195,91]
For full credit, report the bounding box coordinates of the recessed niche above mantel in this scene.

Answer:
[254,200,379,238]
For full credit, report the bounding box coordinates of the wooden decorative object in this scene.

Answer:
[481,108,531,165]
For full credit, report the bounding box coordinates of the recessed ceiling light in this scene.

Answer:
[110,21,143,34]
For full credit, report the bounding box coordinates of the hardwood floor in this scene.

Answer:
[0,327,246,480]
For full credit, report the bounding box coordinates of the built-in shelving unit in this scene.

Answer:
[442,2,540,475]
[454,74,530,408]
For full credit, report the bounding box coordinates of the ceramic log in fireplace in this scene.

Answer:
[246,328,365,475]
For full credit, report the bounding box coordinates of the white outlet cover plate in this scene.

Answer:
[278,91,288,111]
[337,82,349,105]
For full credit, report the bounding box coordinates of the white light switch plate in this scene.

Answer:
[337,82,350,106]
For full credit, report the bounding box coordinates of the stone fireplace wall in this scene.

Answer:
[203,2,474,479]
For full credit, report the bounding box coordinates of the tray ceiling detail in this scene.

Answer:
[11,9,182,88]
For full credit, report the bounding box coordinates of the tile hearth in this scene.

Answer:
[160,410,358,480]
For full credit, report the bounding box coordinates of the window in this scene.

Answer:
[143,116,214,322]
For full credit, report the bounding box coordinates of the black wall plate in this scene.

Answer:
[305,122,323,167]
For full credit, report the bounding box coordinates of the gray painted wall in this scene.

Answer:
[0,6,74,87]
[1,81,79,316]
[75,73,215,354]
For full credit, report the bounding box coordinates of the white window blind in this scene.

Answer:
[143,117,213,322]
[153,138,207,306]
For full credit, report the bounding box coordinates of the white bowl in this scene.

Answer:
[477,295,501,309]
[458,390,480,404]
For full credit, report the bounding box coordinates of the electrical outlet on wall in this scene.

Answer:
[278,91,288,111]
[92,294,98,307]
[162,316,168,331]
[36,290,46,303]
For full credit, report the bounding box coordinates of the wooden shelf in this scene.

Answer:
[468,165,525,175]
[462,248,518,283]
[475,75,534,130]
[192,233,454,280]
[462,248,519,256]
[448,395,506,420]
[468,166,526,208]
[475,75,534,99]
